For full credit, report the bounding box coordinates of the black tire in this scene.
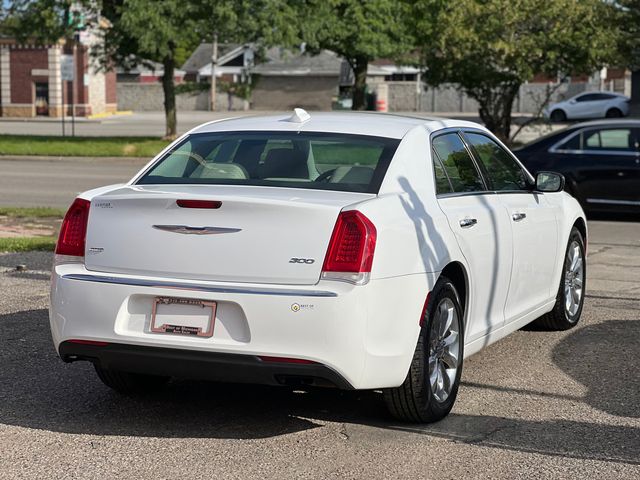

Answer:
[94,365,170,394]
[384,276,464,423]
[534,227,586,330]
[550,109,567,122]
[605,108,623,118]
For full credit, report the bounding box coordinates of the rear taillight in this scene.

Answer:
[55,198,90,257]
[321,210,377,285]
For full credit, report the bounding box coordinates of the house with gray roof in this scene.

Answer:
[182,43,254,83]
[251,49,342,110]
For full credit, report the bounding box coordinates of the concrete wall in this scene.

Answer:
[388,81,603,114]
[117,82,245,111]
[251,75,338,111]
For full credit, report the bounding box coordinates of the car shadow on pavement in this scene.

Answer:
[552,319,639,419]
[1,309,638,466]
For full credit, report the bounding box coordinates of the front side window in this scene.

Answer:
[137,131,400,194]
[432,133,485,193]
[555,132,582,151]
[584,129,633,151]
[575,94,598,103]
[464,132,528,191]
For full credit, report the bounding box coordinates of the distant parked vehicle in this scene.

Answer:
[514,120,640,214]
[544,92,631,122]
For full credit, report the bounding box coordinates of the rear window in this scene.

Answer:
[137,131,400,194]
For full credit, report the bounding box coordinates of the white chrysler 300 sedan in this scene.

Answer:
[50,110,587,423]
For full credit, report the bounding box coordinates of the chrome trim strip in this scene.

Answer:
[586,198,640,206]
[153,225,242,235]
[61,273,338,297]
[552,148,639,157]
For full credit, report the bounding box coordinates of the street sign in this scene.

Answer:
[61,55,74,81]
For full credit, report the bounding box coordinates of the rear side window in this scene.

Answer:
[464,133,528,191]
[138,131,400,194]
[432,133,485,193]
[432,149,453,194]
[584,129,634,151]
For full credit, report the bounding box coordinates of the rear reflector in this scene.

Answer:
[68,339,109,346]
[258,356,318,365]
[55,198,91,257]
[177,200,222,209]
[321,210,377,285]
[419,292,431,327]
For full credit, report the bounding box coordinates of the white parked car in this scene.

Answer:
[50,110,587,423]
[545,91,630,122]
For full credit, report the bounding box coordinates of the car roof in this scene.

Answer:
[189,111,487,139]
[571,91,628,99]
[570,119,640,129]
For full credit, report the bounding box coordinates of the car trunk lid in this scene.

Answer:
[84,185,373,285]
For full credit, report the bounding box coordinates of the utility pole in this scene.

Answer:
[210,32,218,111]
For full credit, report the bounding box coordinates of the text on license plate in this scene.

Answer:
[150,296,216,338]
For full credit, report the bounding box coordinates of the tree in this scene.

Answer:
[408,0,619,143]
[1,0,93,43]
[275,0,412,110]
[101,0,260,139]
[616,1,640,69]
[5,1,262,139]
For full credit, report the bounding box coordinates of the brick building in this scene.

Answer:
[0,37,116,118]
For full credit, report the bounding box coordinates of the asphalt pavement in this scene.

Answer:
[0,220,638,479]
[0,156,149,208]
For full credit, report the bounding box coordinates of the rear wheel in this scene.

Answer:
[550,109,567,122]
[384,277,464,423]
[534,227,585,330]
[95,365,170,394]
[605,108,623,118]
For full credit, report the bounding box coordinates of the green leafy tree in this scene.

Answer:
[1,0,95,42]
[273,0,413,110]
[409,0,619,143]
[5,1,263,139]
[101,0,260,139]
[615,1,640,69]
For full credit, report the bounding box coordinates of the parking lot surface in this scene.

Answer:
[0,220,638,479]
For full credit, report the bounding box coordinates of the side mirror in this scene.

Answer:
[535,171,565,193]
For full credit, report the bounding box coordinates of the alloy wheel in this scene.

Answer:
[428,298,461,402]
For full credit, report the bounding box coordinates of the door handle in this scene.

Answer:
[459,218,478,228]
[512,212,527,222]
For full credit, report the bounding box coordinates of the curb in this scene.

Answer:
[87,111,133,120]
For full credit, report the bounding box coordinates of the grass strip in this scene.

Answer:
[0,237,57,252]
[0,135,169,158]
[0,206,66,218]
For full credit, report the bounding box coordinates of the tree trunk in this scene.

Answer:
[351,56,369,111]
[162,54,177,140]
[474,83,521,145]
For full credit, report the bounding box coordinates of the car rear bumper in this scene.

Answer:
[50,263,438,390]
[59,340,354,389]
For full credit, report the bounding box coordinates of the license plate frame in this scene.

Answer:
[150,296,216,338]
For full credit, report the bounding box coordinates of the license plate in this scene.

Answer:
[150,297,216,338]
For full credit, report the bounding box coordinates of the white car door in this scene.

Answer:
[463,132,559,323]
[431,132,513,341]
[569,93,601,119]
